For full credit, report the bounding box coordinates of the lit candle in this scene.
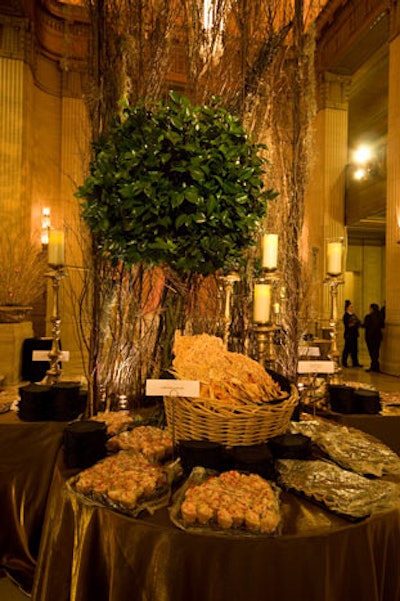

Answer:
[253,283,271,323]
[327,241,342,276]
[48,229,65,266]
[262,234,278,270]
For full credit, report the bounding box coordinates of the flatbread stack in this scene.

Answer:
[171,333,285,406]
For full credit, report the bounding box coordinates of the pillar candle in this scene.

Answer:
[327,241,342,276]
[253,283,271,323]
[262,234,278,270]
[48,229,65,266]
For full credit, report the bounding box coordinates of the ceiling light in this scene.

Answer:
[353,145,373,165]
[353,168,367,181]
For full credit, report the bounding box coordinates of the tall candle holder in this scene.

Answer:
[324,274,344,383]
[252,232,282,370]
[218,272,240,348]
[253,323,280,370]
[252,272,281,370]
[45,266,67,384]
[324,236,345,383]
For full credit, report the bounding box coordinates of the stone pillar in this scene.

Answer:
[306,72,350,327]
[0,25,30,236]
[381,27,400,375]
[57,82,90,381]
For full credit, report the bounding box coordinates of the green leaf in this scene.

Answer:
[76,92,275,275]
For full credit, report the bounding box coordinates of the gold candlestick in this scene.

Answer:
[253,323,279,371]
[45,266,67,384]
[324,274,344,384]
[252,268,282,371]
[218,272,240,348]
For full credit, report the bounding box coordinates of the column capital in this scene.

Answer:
[389,0,400,41]
[317,72,351,112]
[0,15,29,61]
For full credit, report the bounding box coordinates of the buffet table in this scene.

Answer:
[0,412,67,592]
[31,459,400,601]
[1,405,400,601]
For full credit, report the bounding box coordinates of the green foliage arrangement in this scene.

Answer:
[77,91,276,274]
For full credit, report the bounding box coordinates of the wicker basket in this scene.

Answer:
[163,385,299,447]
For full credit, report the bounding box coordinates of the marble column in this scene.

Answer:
[0,55,28,234]
[57,79,90,381]
[381,25,400,375]
[306,72,350,327]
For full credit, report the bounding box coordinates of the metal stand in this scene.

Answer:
[252,266,283,371]
[45,267,67,384]
[218,272,240,348]
[253,324,279,370]
[324,275,344,384]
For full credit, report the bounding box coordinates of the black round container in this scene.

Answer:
[267,369,300,421]
[224,444,276,480]
[266,369,292,395]
[63,420,107,469]
[18,384,53,421]
[50,381,85,421]
[353,389,381,414]
[328,384,356,414]
[178,440,224,475]
[268,433,312,460]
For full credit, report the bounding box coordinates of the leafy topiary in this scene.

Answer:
[77,91,276,275]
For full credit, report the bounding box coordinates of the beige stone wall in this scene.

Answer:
[346,243,385,317]
[305,73,349,330]
[381,31,400,375]
[29,65,90,379]
[0,56,27,234]
[57,93,90,381]
[344,243,385,366]
[0,322,34,385]
[0,16,89,382]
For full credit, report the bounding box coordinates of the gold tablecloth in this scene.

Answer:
[0,412,67,591]
[1,410,399,601]
[32,460,400,601]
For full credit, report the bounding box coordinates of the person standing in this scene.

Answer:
[363,303,384,372]
[342,300,362,367]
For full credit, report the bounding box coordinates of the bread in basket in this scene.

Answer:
[164,334,298,446]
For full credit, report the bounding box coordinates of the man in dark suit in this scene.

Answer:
[363,303,384,372]
[342,300,362,367]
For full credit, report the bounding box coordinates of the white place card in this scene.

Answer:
[297,360,335,374]
[32,350,70,362]
[298,346,321,357]
[146,379,200,397]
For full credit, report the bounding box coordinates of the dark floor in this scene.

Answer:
[341,364,400,393]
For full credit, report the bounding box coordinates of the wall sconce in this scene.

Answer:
[41,207,51,248]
